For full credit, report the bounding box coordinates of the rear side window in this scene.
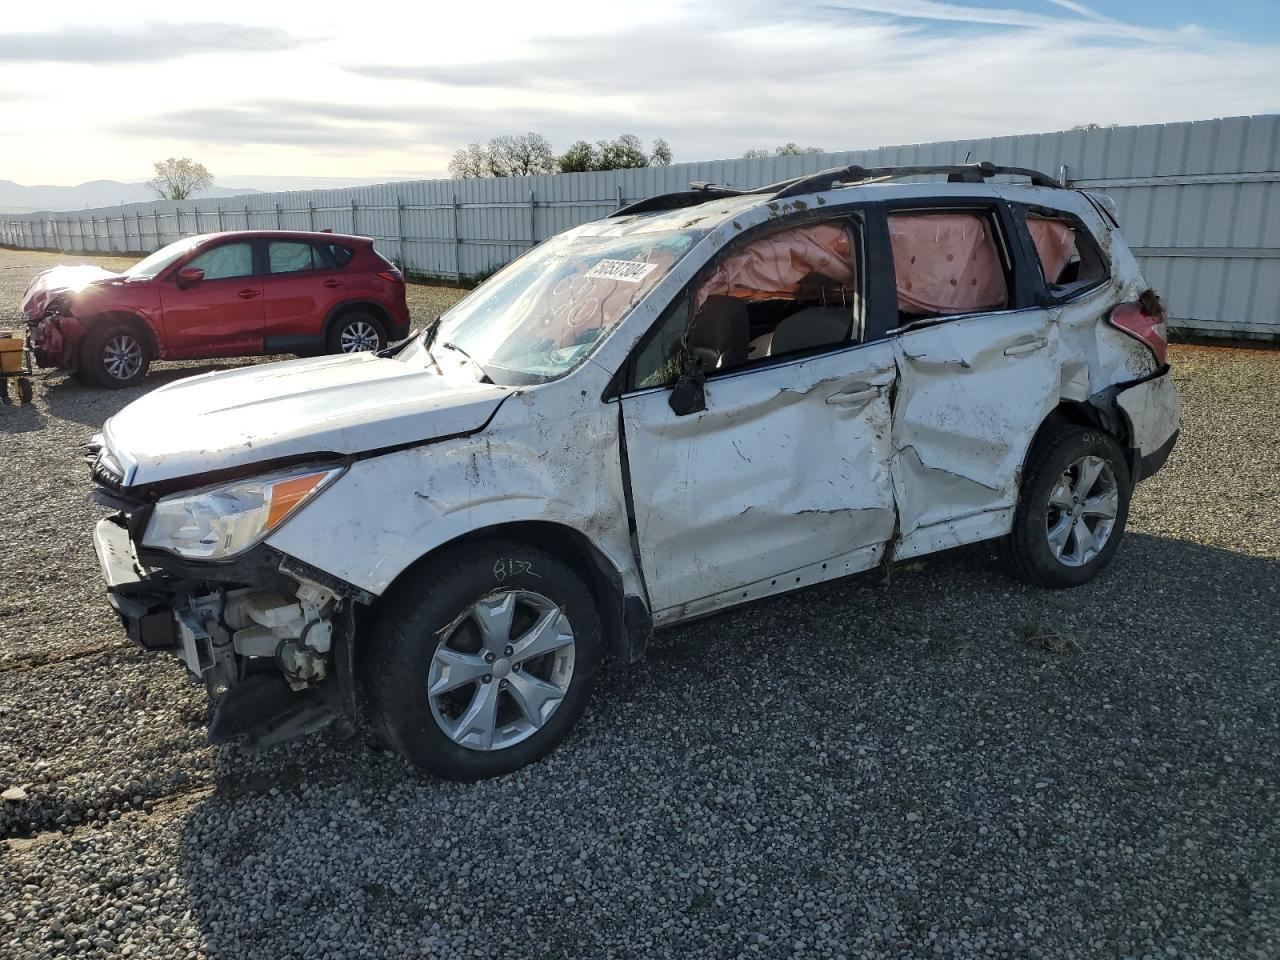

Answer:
[1024,212,1108,299]
[887,211,1009,324]
[268,241,315,274]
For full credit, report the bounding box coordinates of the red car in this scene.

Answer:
[22,231,411,388]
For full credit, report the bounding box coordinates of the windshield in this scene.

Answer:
[415,228,698,384]
[124,237,202,279]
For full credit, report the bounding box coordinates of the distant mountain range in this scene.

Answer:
[0,180,263,214]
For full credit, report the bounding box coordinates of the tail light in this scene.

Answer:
[1108,291,1167,365]
[377,269,403,284]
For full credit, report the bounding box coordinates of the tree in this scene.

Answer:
[449,133,557,178]
[558,140,598,173]
[1071,122,1117,132]
[147,157,213,200]
[555,135,673,174]
[742,143,825,158]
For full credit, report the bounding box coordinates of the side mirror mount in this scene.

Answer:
[667,353,706,416]
[176,267,205,289]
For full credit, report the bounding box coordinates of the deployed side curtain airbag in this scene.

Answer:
[889,213,1007,316]
[694,224,856,312]
[1026,217,1077,284]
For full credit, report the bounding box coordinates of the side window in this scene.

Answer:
[321,243,355,268]
[1024,211,1108,298]
[887,210,1009,325]
[268,241,316,274]
[628,218,862,390]
[185,242,253,281]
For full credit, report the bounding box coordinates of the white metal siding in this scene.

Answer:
[2,114,1276,337]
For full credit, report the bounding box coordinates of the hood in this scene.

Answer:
[102,352,511,488]
[22,265,121,319]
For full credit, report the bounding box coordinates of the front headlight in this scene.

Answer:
[142,466,344,561]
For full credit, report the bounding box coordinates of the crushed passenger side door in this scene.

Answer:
[621,342,898,621]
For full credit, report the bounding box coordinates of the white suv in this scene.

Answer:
[89,163,1180,780]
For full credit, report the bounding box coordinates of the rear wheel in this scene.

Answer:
[366,540,601,780]
[78,323,151,388]
[1002,426,1131,588]
[327,312,387,354]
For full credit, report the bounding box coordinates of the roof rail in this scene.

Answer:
[770,162,1063,198]
[614,184,748,217]
[609,162,1064,218]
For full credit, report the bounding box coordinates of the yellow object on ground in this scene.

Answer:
[0,334,23,374]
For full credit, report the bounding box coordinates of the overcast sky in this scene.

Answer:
[1,0,1277,190]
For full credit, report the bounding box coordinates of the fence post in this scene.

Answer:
[396,195,406,269]
[217,205,225,232]
[308,202,315,231]
[452,192,461,280]
[616,184,624,210]
[1058,163,1069,187]
[529,189,536,247]
[351,199,359,235]
[275,203,282,229]
[37,218,45,250]
[244,205,251,230]
[151,209,160,246]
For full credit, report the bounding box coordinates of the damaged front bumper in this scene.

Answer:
[27,314,84,369]
[92,515,359,745]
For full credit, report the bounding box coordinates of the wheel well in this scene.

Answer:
[1030,399,1127,455]
[374,521,636,664]
[79,312,157,364]
[325,302,391,342]
[1026,398,1135,482]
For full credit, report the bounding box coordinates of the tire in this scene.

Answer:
[366,540,602,780]
[326,311,387,354]
[78,323,151,389]
[1001,426,1132,588]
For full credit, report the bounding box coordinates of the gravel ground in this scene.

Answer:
[1,247,1278,959]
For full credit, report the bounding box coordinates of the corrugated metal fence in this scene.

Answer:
[3,114,1277,338]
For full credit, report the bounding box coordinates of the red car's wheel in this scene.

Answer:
[79,324,151,389]
[328,312,387,354]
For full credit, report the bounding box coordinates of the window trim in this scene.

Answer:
[620,208,868,395]
[873,199,1028,339]
[1009,202,1112,306]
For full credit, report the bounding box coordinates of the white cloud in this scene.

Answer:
[0,0,1274,189]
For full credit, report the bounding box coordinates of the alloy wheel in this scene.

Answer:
[1045,455,1119,567]
[427,590,576,751]
[103,334,143,381]
[339,320,380,353]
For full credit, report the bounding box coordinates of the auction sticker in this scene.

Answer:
[584,259,658,283]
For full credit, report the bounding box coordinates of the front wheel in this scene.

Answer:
[366,541,602,780]
[1002,426,1132,588]
[78,323,151,388]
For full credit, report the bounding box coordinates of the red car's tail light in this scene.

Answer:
[377,269,404,284]
[1108,294,1167,365]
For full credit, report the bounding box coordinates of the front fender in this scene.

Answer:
[264,395,641,600]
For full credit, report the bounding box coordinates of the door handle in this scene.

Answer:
[1004,336,1048,356]
[826,386,879,406]
[237,289,260,299]
[322,278,343,288]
